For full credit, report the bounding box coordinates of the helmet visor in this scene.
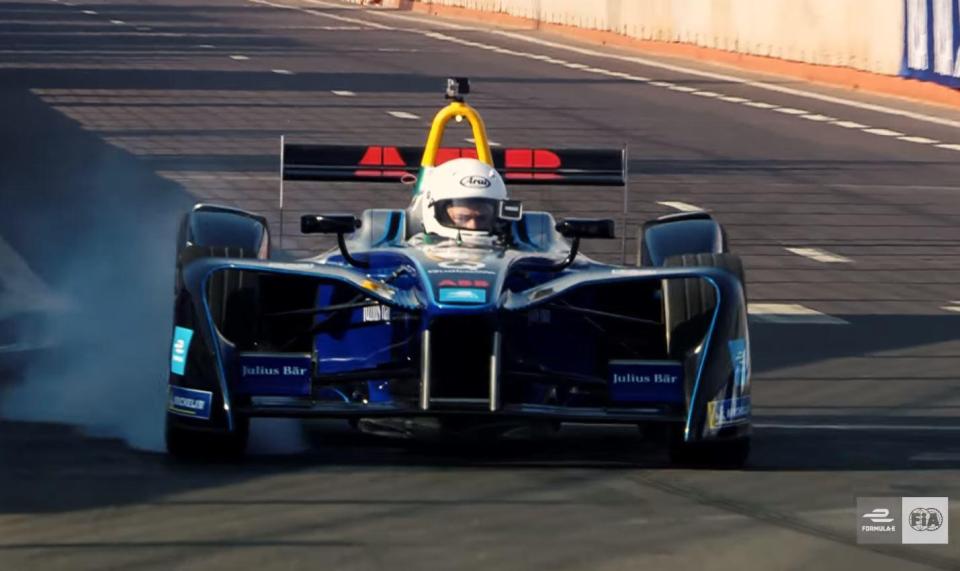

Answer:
[433,198,498,232]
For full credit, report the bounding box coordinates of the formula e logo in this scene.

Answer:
[170,326,194,376]
[863,508,895,524]
[909,508,944,531]
[460,175,491,189]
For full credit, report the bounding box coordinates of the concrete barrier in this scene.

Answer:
[398,0,904,76]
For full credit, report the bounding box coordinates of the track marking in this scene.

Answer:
[465,137,500,147]
[834,120,868,129]
[272,69,294,75]
[744,101,776,109]
[899,135,939,144]
[785,247,853,264]
[332,90,356,96]
[81,9,97,14]
[801,114,836,122]
[693,90,720,98]
[940,301,960,313]
[657,201,704,212]
[109,19,124,25]
[718,96,749,103]
[229,54,250,61]
[196,44,215,49]
[774,107,808,115]
[668,85,697,93]
[936,143,960,151]
[748,303,849,325]
[387,111,420,120]
[757,423,960,431]
[863,128,904,137]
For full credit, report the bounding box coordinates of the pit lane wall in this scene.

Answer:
[397,0,906,76]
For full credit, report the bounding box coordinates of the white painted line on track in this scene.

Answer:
[657,201,704,212]
[744,101,776,109]
[748,303,849,325]
[332,90,356,97]
[465,137,500,147]
[863,128,904,137]
[387,111,420,120]
[272,69,294,75]
[785,247,853,264]
[936,143,960,151]
[229,54,250,60]
[668,85,697,93]
[109,19,125,24]
[774,107,809,115]
[801,114,836,122]
[196,44,215,49]
[718,96,749,103]
[899,135,939,144]
[757,423,960,431]
[834,120,868,129]
[81,9,97,14]
[940,301,960,313]
[693,90,721,98]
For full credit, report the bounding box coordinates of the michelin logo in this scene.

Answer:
[168,386,212,419]
[707,396,751,429]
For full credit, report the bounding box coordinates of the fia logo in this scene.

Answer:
[909,508,944,531]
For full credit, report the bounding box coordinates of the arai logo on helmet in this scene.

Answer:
[459,175,491,189]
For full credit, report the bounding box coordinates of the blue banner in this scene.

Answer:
[903,0,960,87]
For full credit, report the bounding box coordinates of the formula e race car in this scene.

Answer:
[166,78,751,466]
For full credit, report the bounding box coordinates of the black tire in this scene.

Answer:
[669,432,750,469]
[663,253,745,359]
[166,417,250,461]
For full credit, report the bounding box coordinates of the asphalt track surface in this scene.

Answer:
[2,0,960,569]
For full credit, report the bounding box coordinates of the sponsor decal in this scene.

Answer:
[608,360,683,403]
[428,268,496,275]
[438,287,487,304]
[438,260,485,271]
[459,175,491,188]
[362,304,391,323]
[237,354,312,397]
[728,338,750,391]
[168,385,212,419]
[857,497,949,544]
[707,395,751,429]
[170,326,194,376]
[437,279,489,288]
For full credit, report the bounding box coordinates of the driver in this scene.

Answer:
[411,157,508,245]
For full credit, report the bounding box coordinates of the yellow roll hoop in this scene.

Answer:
[420,100,494,167]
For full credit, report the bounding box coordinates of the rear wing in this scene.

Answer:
[281,142,627,187]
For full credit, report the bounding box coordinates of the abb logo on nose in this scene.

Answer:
[438,279,489,288]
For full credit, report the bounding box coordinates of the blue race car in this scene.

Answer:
[167,79,751,466]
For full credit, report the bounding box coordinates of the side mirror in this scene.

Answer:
[300,214,367,268]
[301,214,361,235]
[498,199,523,222]
[556,218,615,240]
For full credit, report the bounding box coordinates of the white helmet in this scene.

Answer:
[416,158,508,244]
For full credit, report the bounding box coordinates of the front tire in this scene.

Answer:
[166,416,250,461]
[669,433,750,469]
